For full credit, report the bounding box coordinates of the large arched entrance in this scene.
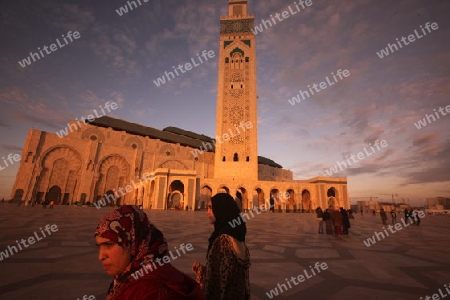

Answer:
[46,185,62,204]
[167,180,184,210]
[301,189,311,212]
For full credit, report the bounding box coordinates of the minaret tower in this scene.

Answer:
[214,0,258,180]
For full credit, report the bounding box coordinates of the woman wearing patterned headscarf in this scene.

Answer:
[94,205,205,300]
[192,193,251,300]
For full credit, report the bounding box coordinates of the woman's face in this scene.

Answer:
[96,236,131,276]
[207,204,216,224]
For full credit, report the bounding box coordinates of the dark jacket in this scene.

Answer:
[315,208,324,218]
[111,263,206,300]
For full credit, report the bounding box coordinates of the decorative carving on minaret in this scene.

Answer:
[220,19,254,34]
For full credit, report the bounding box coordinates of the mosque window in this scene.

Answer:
[246,156,249,162]
[131,144,137,149]
[245,57,249,62]
[166,151,171,156]
[233,153,239,161]
[90,135,97,141]
[225,58,229,63]
[230,51,244,70]
[233,5,242,16]
[222,156,226,162]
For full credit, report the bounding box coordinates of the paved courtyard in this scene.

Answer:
[0,204,449,300]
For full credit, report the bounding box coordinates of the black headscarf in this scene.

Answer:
[208,193,247,252]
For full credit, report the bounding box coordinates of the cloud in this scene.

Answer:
[401,137,450,184]
[0,144,22,152]
[12,112,61,130]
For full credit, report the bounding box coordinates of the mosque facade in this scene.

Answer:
[10,0,349,211]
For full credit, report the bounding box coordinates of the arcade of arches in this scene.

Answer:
[197,184,346,212]
[10,125,348,211]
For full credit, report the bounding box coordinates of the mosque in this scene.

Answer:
[10,0,349,212]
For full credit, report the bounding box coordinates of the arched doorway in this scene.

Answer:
[80,193,87,205]
[327,187,339,208]
[301,189,311,212]
[167,180,184,210]
[13,189,24,203]
[252,188,264,210]
[103,190,116,206]
[169,191,183,210]
[134,187,144,207]
[270,189,280,212]
[235,187,247,212]
[200,186,212,210]
[286,189,295,212]
[218,186,230,194]
[46,186,61,204]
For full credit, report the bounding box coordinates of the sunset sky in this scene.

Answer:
[1,0,449,205]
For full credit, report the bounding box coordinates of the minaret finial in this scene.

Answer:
[228,0,248,17]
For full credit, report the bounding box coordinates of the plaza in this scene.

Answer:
[0,204,449,299]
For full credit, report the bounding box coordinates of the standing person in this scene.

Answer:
[94,205,205,300]
[315,207,324,234]
[341,208,350,235]
[414,209,421,226]
[380,209,388,225]
[192,193,250,300]
[49,200,54,209]
[331,207,343,239]
[323,208,333,234]
[391,210,397,224]
[409,208,416,225]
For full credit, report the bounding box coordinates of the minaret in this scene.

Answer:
[214,0,258,180]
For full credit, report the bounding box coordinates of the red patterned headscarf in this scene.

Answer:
[94,205,168,298]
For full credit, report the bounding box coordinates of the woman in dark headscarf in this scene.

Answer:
[94,205,205,300]
[192,193,250,300]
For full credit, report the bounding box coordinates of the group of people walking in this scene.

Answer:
[404,208,422,225]
[380,208,421,225]
[94,193,250,300]
[316,206,351,238]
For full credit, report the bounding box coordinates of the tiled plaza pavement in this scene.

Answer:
[1,204,449,300]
